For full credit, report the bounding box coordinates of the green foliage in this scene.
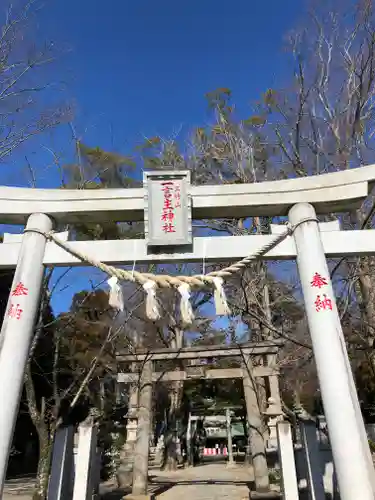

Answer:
[183,331,245,412]
[135,136,161,150]
[243,115,266,127]
[205,87,232,110]
[136,137,186,171]
[269,468,281,485]
[57,290,116,384]
[189,85,276,185]
[63,143,143,241]
[72,221,122,241]
[66,143,138,189]
[368,439,375,453]
[356,359,375,422]
[24,287,118,433]
[262,89,277,107]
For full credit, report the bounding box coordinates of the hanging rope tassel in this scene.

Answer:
[212,277,231,316]
[178,283,194,325]
[143,280,160,321]
[107,276,124,311]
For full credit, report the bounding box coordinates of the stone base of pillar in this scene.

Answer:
[154,435,164,468]
[226,461,236,468]
[117,467,134,487]
[248,492,281,499]
[117,439,137,487]
[117,417,138,487]
[123,494,155,500]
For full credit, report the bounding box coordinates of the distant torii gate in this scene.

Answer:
[116,340,282,494]
[0,167,374,499]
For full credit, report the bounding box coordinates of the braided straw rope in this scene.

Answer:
[40,223,297,289]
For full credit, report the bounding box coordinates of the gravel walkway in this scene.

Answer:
[3,460,278,500]
[151,462,254,500]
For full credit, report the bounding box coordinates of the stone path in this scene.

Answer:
[3,476,35,499]
[3,495,31,500]
[2,460,280,499]
[150,462,254,500]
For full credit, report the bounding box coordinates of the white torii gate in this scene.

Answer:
[0,166,375,499]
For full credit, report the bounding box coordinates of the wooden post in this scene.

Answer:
[226,408,234,466]
[126,359,153,499]
[242,354,270,492]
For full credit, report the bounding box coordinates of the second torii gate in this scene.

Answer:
[116,340,282,493]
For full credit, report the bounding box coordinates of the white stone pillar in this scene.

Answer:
[0,213,53,495]
[225,408,234,466]
[267,354,281,407]
[264,399,283,450]
[289,202,375,500]
[72,423,98,500]
[186,412,193,466]
[276,421,299,500]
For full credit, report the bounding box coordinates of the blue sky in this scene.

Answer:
[1,0,305,314]
[34,0,303,162]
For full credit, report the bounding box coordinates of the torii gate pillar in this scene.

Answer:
[0,213,53,495]
[289,202,375,500]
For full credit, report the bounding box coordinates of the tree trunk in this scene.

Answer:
[131,359,153,496]
[255,368,268,441]
[25,360,55,500]
[354,210,375,368]
[241,408,251,465]
[358,257,375,341]
[32,424,54,500]
[162,428,179,471]
[162,328,184,471]
[242,355,269,492]
[162,378,183,471]
[258,267,272,442]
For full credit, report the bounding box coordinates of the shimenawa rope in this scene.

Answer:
[26,217,316,324]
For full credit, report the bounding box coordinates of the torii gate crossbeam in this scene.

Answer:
[0,162,374,224]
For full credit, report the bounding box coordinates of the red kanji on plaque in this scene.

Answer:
[161,211,175,222]
[161,181,176,233]
[11,282,28,296]
[163,198,173,210]
[8,303,23,320]
[162,222,176,233]
[310,272,328,289]
[315,294,333,312]
[174,184,181,208]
